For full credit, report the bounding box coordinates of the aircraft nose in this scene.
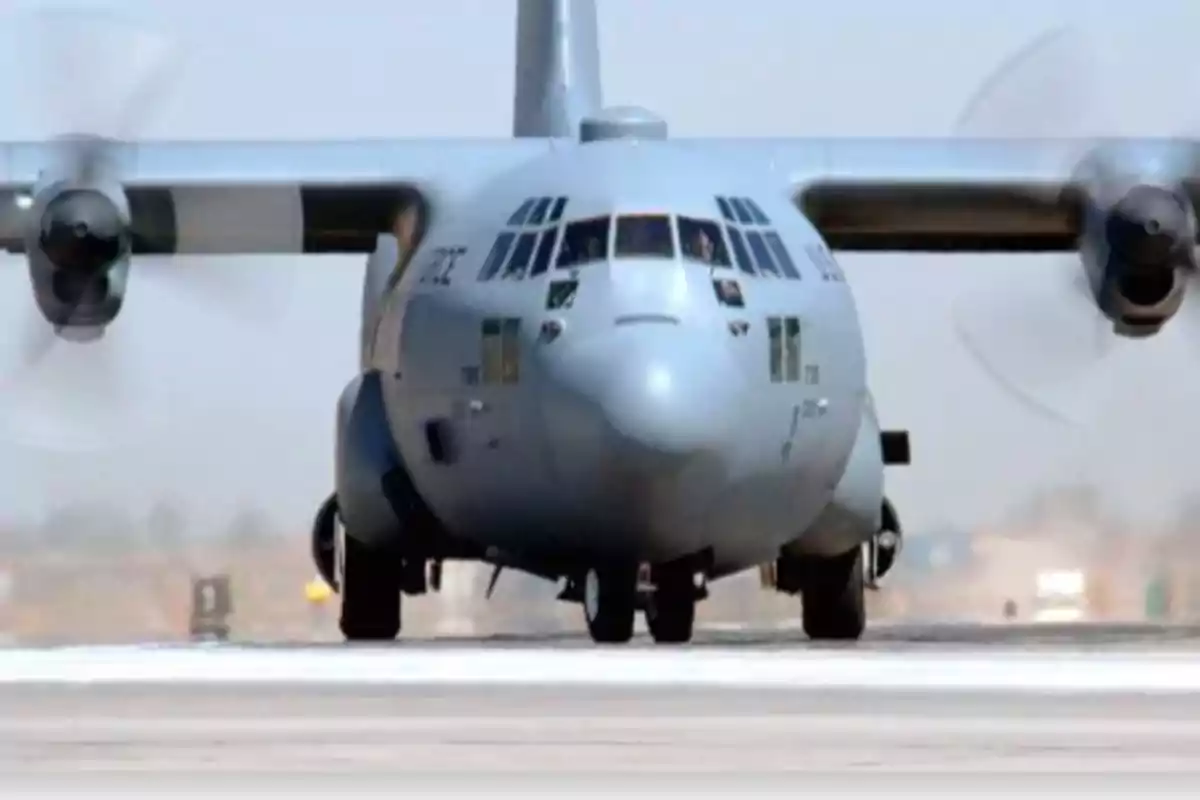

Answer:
[597,335,728,461]
[541,323,739,549]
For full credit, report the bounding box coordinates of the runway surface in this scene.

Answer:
[5,623,1200,790]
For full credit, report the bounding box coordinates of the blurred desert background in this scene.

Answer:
[4,0,1200,642]
[3,482,1200,643]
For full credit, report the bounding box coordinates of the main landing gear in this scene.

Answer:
[335,521,403,641]
[772,546,866,641]
[579,562,702,645]
[325,496,432,643]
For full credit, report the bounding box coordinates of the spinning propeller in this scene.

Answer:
[0,8,292,453]
[950,25,1200,426]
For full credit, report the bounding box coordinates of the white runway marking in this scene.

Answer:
[1,645,1199,691]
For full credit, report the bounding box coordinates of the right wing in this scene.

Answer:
[0,138,556,255]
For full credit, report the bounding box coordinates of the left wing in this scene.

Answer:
[0,138,555,255]
[689,137,1200,252]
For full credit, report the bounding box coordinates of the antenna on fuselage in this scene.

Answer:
[512,0,603,138]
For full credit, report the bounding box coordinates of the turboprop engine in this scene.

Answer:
[946,26,1200,426]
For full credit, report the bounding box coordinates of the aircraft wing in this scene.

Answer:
[0,138,554,255]
[693,137,1198,253]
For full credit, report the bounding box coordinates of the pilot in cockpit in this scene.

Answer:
[685,227,716,263]
[583,234,605,261]
[559,219,609,268]
[679,219,731,267]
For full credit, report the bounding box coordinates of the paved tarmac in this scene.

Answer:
[4,623,1200,791]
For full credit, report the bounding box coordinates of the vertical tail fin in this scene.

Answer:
[512,0,603,139]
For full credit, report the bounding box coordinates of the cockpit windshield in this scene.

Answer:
[614,215,674,259]
[678,217,731,267]
[557,216,610,269]
[553,213,736,268]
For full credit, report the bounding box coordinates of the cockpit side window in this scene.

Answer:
[763,231,801,279]
[725,227,756,277]
[557,216,611,268]
[507,198,536,226]
[547,196,569,224]
[477,232,516,281]
[742,198,771,225]
[716,196,736,222]
[727,197,754,225]
[528,226,560,277]
[614,215,675,259]
[502,231,538,278]
[744,231,781,277]
[678,217,731,267]
[527,196,553,226]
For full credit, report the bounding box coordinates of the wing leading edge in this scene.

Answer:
[0,138,556,255]
[5,136,1194,257]
[687,137,1200,253]
[789,138,1084,252]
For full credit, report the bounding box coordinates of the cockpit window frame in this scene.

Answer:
[743,230,781,277]
[501,230,539,279]
[507,198,536,226]
[477,231,517,281]
[527,196,553,226]
[727,197,755,225]
[716,196,736,222]
[677,216,732,268]
[556,215,612,270]
[613,214,676,260]
[763,230,802,280]
[742,197,771,225]
[528,226,561,277]
[724,226,756,277]
[547,196,569,224]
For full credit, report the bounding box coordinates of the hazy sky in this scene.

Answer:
[1,0,1200,539]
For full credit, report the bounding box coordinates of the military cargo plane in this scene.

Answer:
[2,2,1195,643]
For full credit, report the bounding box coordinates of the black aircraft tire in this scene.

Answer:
[583,566,637,644]
[800,545,866,641]
[311,494,339,590]
[338,530,402,642]
[645,570,696,644]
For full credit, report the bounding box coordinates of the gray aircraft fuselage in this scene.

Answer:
[364,140,875,578]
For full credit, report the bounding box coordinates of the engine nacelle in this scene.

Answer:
[1095,263,1186,336]
[1074,154,1198,336]
[28,250,130,330]
[22,178,133,330]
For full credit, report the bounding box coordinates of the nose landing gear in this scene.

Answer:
[567,560,708,645]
